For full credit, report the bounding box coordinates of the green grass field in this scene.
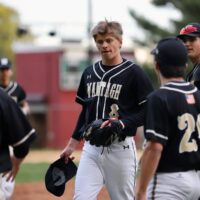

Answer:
[16,162,50,183]
[16,161,79,183]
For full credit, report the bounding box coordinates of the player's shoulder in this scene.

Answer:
[13,81,24,89]
[13,81,26,93]
[124,59,146,73]
[82,63,94,74]
[0,87,8,97]
[0,87,15,105]
[147,88,166,103]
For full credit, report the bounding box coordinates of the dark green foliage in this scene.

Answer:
[143,64,159,89]
[129,0,200,44]
[0,3,19,59]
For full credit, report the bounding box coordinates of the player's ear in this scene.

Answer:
[9,69,13,76]
[118,38,122,48]
[155,62,160,71]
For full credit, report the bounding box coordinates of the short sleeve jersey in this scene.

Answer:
[75,59,153,136]
[0,89,35,173]
[1,81,26,105]
[144,81,200,172]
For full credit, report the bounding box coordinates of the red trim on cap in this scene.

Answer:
[180,25,198,35]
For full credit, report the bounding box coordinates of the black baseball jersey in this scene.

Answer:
[74,59,153,139]
[144,81,200,172]
[186,62,200,90]
[0,88,36,173]
[0,81,26,106]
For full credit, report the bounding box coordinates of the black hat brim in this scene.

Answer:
[177,33,200,39]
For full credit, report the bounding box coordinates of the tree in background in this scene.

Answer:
[0,3,20,60]
[129,0,200,88]
[129,0,200,45]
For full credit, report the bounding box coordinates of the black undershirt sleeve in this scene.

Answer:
[13,133,36,158]
[121,103,145,136]
[71,105,86,141]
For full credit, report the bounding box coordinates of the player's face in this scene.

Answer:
[95,34,122,65]
[0,68,12,86]
[181,36,200,62]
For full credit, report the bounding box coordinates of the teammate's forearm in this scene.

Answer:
[20,101,30,115]
[136,141,162,193]
[60,138,79,162]
[67,137,79,149]
[3,156,24,182]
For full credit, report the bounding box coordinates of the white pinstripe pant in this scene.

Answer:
[147,170,200,200]
[74,137,137,200]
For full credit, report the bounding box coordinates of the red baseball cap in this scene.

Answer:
[177,23,200,39]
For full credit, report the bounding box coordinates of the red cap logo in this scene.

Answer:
[180,25,198,35]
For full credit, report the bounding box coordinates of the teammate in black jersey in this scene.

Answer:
[136,37,200,200]
[0,57,30,115]
[0,88,36,200]
[177,21,200,200]
[0,57,31,200]
[177,22,200,90]
[60,20,153,200]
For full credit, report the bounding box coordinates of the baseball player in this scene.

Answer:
[61,20,153,200]
[0,57,30,115]
[177,22,200,200]
[177,22,200,90]
[136,37,200,200]
[0,57,30,200]
[0,87,36,200]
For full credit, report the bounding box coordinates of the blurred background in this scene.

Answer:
[0,0,199,150]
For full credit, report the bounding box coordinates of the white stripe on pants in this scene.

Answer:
[147,170,200,200]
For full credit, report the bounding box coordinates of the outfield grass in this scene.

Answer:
[16,162,50,183]
[16,161,79,183]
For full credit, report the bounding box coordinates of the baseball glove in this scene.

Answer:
[83,118,125,147]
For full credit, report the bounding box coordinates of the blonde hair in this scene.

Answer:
[91,20,123,41]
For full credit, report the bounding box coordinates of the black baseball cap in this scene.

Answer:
[177,22,200,39]
[0,58,12,69]
[45,157,77,197]
[151,37,187,67]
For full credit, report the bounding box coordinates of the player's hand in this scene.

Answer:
[60,138,79,163]
[100,119,110,128]
[101,118,125,141]
[100,117,119,128]
[60,146,75,163]
[2,156,23,182]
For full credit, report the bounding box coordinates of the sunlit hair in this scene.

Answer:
[91,20,123,41]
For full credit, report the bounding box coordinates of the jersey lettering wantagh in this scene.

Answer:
[87,81,122,100]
